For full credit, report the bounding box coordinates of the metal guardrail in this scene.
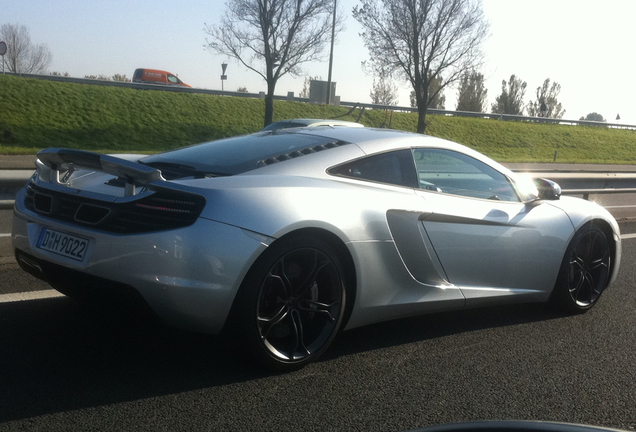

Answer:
[5,72,635,130]
[531,172,636,200]
[2,169,636,210]
[0,170,33,210]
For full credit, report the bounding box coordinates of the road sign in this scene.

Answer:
[221,75,227,80]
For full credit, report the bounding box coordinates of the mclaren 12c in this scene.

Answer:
[12,127,621,370]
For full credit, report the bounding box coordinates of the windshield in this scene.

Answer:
[141,132,342,176]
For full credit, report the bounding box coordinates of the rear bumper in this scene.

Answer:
[12,191,268,334]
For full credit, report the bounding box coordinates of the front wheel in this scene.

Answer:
[229,236,346,371]
[552,223,611,313]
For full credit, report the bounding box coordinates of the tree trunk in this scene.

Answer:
[263,80,276,127]
[417,108,427,134]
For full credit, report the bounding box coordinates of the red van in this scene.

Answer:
[132,69,191,87]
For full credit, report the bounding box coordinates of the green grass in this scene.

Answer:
[1,74,636,164]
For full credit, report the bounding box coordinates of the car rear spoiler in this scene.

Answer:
[37,148,165,196]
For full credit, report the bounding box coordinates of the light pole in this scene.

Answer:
[326,0,336,105]
[221,62,228,92]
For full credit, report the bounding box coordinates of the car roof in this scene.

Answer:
[289,127,440,151]
[261,118,364,131]
[142,127,506,179]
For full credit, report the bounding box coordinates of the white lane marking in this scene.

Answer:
[605,205,636,209]
[0,289,65,303]
[0,233,11,238]
[620,233,636,240]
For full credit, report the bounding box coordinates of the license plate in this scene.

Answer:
[36,228,89,261]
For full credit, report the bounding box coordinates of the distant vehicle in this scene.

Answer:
[261,118,364,131]
[132,68,191,88]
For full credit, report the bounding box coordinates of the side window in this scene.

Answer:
[330,149,418,188]
[167,74,179,84]
[413,148,519,201]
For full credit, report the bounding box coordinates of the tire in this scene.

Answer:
[552,223,611,313]
[229,235,346,371]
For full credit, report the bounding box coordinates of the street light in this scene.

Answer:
[221,62,228,92]
[326,0,336,105]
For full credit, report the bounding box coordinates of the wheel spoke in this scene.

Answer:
[258,305,289,339]
[270,260,293,298]
[298,299,340,322]
[289,309,310,358]
[570,256,584,272]
[588,257,608,271]
[569,268,585,296]
[579,273,595,303]
[293,251,331,298]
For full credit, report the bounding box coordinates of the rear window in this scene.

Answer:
[141,132,347,176]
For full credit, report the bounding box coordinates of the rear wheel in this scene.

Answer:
[552,223,611,313]
[230,236,346,371]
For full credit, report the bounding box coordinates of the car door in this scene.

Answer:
[410,148,574,302]
[329,149,467,311]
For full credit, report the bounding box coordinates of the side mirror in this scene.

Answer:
[534,178,561,200]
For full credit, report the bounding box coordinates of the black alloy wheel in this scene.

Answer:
[231,236,346,371]
[554,224,611,312]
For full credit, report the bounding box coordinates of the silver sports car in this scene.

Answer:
[12,127,621,370]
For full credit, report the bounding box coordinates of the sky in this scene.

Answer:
[4,0,636,124]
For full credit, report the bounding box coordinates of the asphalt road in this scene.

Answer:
[1,224,636,431]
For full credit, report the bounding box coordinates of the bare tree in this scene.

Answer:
[491,74,526,115]
[205,0,341,127]
[85,74,111,81]
[0,23,52,74]
[353,0,488,133]
[370,74,399,105]
[526,78,565,119]
[456,70,487,112]
[112,74,131,82]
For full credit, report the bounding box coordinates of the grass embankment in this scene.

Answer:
[1,74,635,163]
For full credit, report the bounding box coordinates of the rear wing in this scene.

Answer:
[37,148,165,196]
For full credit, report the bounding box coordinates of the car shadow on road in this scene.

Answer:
[0,295,566,423]
[325,301,564,361]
